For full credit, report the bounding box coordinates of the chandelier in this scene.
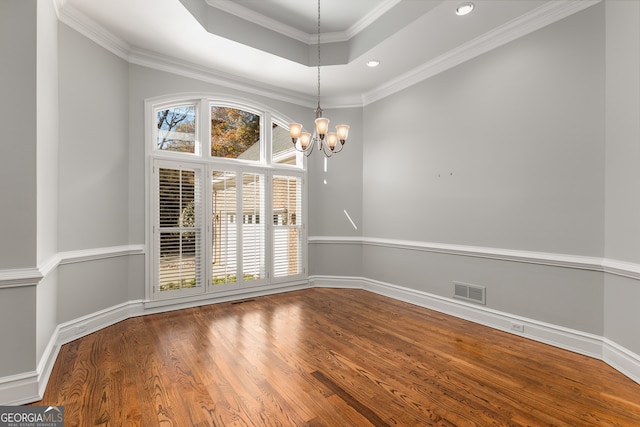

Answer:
[289,0,349,157]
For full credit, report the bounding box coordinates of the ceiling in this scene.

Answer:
[55,0,598,107]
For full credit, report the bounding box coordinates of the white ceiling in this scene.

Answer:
[56,0,599,107]
[211,0,395,36]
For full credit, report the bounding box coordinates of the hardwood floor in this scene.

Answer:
[31,288,640,426]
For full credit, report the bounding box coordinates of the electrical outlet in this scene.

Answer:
[510,322,524,333]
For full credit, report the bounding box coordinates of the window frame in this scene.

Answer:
[154,102,199,156]
[144,94,307,302]
[209,101,265,163]
[152,98,204,159]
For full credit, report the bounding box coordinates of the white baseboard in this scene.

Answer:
[0,371,40,406]
[310,275,640,384]
[3,275,638,405]
[55,300,146,346]
[603,338,640,384]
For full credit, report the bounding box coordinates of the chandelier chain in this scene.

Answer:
[317,0,321,106]
[288,0,349,157]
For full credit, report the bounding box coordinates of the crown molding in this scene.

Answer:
[51,0,68,19]
[56,0,600,109]
[205,0,314,44]
[344,0,402,40]
[57,2,131,61]
[130,47,361,108]
[363,0,602,105]
[57,2,319,108]
[205,0,402,44]
[128,48,317,108]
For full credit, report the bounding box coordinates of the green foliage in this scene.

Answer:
[160,278,196,291]
[161,274,258,291]
[212,274,257,285]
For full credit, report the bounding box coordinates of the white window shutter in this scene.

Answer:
[242,172,265,282]
[272,175,302,278]
[211,170,238,285]
[156,165,203,292]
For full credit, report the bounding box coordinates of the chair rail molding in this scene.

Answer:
[0,268,43,289]
[0,245,146,289]
[309,236,640,280]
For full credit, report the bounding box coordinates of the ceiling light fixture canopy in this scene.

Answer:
[289,0,349,157]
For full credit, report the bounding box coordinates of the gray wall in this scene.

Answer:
[603,0,640,355]
[58,25,130,252]
[605,1,640,265]
[306,106,363,278]
[0,0,38,378]
[307,106,363,238]
[0,287,36,377]
[362,245,604,334]
[56,23,131,323]
[0,0,37,269]
[363,5,605,255]
[357,4,607,334]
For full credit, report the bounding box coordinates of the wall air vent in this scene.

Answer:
[453,282,486,305]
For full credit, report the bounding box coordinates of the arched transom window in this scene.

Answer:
[146,95,306,300]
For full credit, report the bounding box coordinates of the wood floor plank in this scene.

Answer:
[31,288,640,426]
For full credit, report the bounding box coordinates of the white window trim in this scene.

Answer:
[144,93,308,302]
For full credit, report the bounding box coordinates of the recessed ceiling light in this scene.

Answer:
[456,2,474,16]
[366,60,380,68]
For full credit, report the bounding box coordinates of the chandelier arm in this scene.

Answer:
[304,142,315,157]
[320,140,334,157]
[331,140,344,154]
[292,140,315,156]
